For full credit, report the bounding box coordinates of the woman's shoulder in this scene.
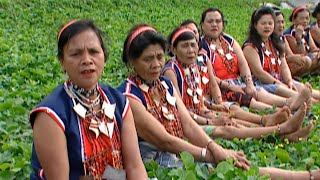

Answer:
[283,26,294,35]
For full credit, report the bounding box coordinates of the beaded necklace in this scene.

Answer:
[196,55,210,96]
[261,39,282,80]
[206,36,235,73]
[175,58,206,115]
[129,75,184,139]
[64,81,123,179]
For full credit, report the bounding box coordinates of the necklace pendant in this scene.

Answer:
[226,53,233,61]
[261,42,265,47]
[89,119,100,138]
[187,88,193,96]
[193,95,200,104]
[265,49,271,57]
[277,58,281,65]
[102,101,116,119]
[271,58,276,65]
[73,103,87,118]
[139,83,149,92]
[202,76,209,84]
[166,91,176,106]
[228,45,233,52]
[210,44,216,50]
[184,68,191,76]
[201,66,207,73]
[162,106,168,114]
[197,56,204,63]
[107,122,115,138]
[164,113,176,120]
[98,122,109,137]
[217,48,224,55]
[196,88,203,96]
[195,77,200,83]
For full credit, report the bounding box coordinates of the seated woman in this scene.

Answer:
[162,26,314,140]
[243,7,319,105]
[29,20,147,179]
[273,8,312,77]
[274,9,320,100]
[117,24,319,180]
[310,3,320,48]
[198,8,312,111]
[283,6,320,75]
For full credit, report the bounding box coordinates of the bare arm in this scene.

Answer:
[285,35,307,54]
[33,112,69,180]
[233,40,256,96]
[206,60,222,103]
[243,45,281,84]
[307,31,320,53]
[163,69,182,98]
[127,96,205,161]
[279,56,294,88]
[121,106,148,180]
[310,26,320,48]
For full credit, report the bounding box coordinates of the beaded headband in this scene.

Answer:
[292,6,308,18]
[126,26,156,53]
[58,20,78,40]
[171,27,195,45]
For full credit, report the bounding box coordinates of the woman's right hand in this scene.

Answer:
[295,25,305,40]
[207,143,251,170]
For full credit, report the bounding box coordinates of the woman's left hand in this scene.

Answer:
[207,143,251,170]
[244,84,256,98]
[287,80,298,91]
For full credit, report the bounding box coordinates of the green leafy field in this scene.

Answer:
[0,0,319,179]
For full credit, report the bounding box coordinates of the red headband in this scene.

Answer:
[58,20,78,40]
[126,26,156,52]
[171,27,195,45]
[292,6,308,18]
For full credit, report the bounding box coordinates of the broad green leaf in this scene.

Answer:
[275,148,290,163]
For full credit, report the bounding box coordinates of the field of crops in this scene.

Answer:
[0,0,319,179]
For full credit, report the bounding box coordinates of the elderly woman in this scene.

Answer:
[29,20,147,180]
[243,7,320,105]
[162,26,313,140]
[117,24,320,179]
[283,6,320,75]
[311,3,320,48]
[199,8,312,111]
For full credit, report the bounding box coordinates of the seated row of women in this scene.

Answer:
[29,6,320,180]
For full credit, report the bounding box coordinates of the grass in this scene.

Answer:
[0,0,319,179]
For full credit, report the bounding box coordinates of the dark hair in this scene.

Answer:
[122,24,167,64]
[200,7,226,34]
[180,19,200,39]
[57,20,108,62]
[167,27,196,56]
[248,7,284,55]
[289,7,310,22]
[272,6,284,17]
[312,3,320,18]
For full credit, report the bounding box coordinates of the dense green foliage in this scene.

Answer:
[0,0,319,179]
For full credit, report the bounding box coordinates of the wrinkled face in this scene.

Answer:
[293,10,310,29]
[201,11,223,39]
[274,14,285,35]
[173,38,198,65]
[255,14,274,41]
[61,29,105,90]
[130,44,165,82]
[182,23,200,42]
